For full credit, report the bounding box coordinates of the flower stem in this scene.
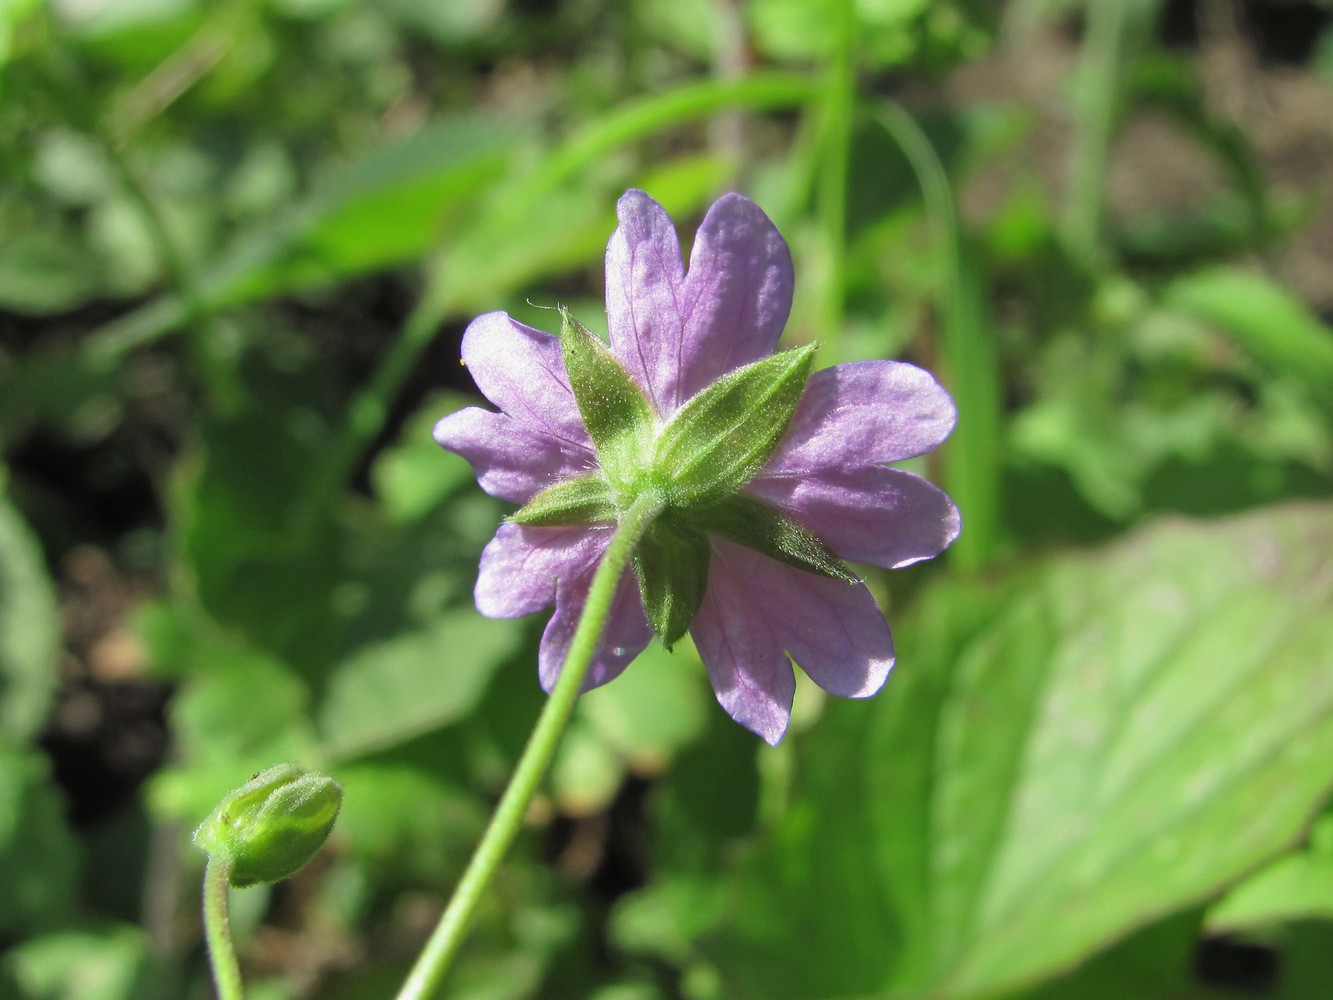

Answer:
[202,856,244,1000]
[394,490,664,1000]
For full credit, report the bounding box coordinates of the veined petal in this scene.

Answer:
[605,191,687,416]
[538,566,653,694]
[689,544,796,746]
[434,407,596,503]
[678,193,793,402]
[766,360,956,474]
[460,311,590,447]
[749,465,961,569]
[605,190,794,417]
[692,540,895,744]
[475,522,608,618]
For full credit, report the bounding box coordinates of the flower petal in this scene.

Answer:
[676,193,794,403]
[765,360,957,474]
[689,543,796,746]
[605,191,687,415]
[605,190,794,417]
[434,407,596,503]
[538,566,652,694]
[691,540,895,744]
[475,522,608,618]
[749,465,961,569]
[460,311,591,447]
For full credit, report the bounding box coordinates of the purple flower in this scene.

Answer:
[435,189,959,744]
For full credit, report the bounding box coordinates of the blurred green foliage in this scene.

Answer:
[3,0,1333,998]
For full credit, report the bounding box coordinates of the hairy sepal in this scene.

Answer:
[632,514,711,648]
[692,492,860,583]
[194,764,342,888]
[510,472,618,526]
[559,306,655,492]
[653,345,815,507]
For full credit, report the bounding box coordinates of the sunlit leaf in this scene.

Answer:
[319,609,522,760]
[0,483,60,743]
[686,502,1333,999]
[1207,811,1333,931]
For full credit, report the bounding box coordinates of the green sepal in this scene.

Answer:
[632,514,711,648]
[691,492,860,584]
[510,472,618,526]
[653,345,815,507]
[194,763,343,888]
[559,306,655,491]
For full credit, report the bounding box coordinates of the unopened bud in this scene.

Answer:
[194,764,342,888]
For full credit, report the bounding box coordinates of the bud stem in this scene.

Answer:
[203,856,245,1000]
[394,490,664,1000]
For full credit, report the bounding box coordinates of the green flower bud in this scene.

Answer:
[194,764,342,888]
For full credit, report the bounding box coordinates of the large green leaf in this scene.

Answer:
[1207,809,1333,931]
[912,504,1333,997]
[691,502,1333,999]
[318,609,522,760]
[0,483,60,743]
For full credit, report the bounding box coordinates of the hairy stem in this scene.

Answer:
[202,856,244,1000]
[394,490,664,1000]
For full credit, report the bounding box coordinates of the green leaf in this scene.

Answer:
[680,502,1333,999]
[690,492,858,583]
[1207,811,1333,931]
[558,306,655,492]
[653,345,815,507]
[551,716,627,817]
[372,392,477,526]
[909,502,1333,997]
[0,743,80,937]
[1165,267,1333,421]
[207,116,527,306]
[334,762,484,886]
[552,643,710,815]
[318,609,522,760]
[579,642,709,766]
[633,517,711,647]
[147,640,320,827]
[511,472,618,527]
[6,923,152,1000]
[0,484,60,742]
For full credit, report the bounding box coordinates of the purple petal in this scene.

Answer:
[475,522,609,618]
[605,191,687,416]
[766,360,956,474]
[749,465,961,569]
[459,311,591,447]
[676,193,794,402]
[691,540,896,744]
[689,542,796,745]
[605,190,794,416]
[538,566,652,694]
[434,407,596,503]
